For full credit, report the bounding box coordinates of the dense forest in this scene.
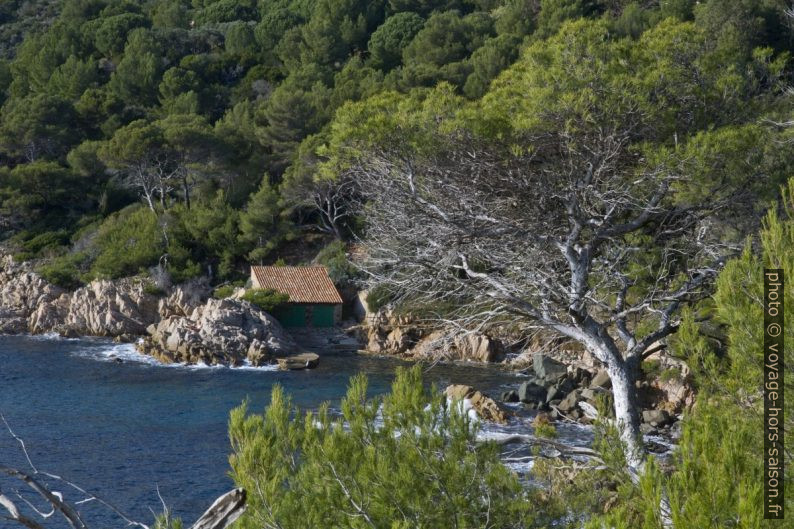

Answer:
[0,0,789,291]
[1,0,794,526]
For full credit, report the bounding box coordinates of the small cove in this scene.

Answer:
[0,334,593,526]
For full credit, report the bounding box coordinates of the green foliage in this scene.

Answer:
[212,284,235,299]
[238,179,291,263]
[313,240,358,284]
[90,205,164,279]
[94,13,149,58]
[153,512,183,529]
[0,94,80,160]
[229,366,537,528]
[367,12,425,70]
[641,359,662,379]
[36,251,90,290]
[142,283,166,296]
[364,283,395,312]
[165,193,241,280]
[240,288,290,312]
[399,10,494,89]
[533,422,557,439]
[535,0,585,39]
[18,230,70,257]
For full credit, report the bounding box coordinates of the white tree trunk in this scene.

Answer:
[606,363,644,470]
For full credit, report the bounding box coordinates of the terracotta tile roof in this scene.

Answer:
[251,266,343,304]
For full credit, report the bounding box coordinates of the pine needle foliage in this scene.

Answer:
[228,366,539,529]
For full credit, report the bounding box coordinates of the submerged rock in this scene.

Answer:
[140,298,298,366]
[501,390,519,403]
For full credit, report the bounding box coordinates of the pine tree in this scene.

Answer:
[228,366,540,529]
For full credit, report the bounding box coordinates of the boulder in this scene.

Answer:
[580,387,608,402]
[590,370,612,389]
[650,375,695,413]
[533,352,567,383]
[409,330,503,363]
[140,298,298,366]
[518,381,546,404]
[0,256,64,332]
[577,401,599,420]
[501,390,519,403]
[277,352,320,370]
[445,384,508,424]
[362,309,504,363]
[642,409,672,428]
[640,423,657,436]
[158,280,210,318]
[546,377,577,403]
[29,279,160,337]
[557,389,581,413]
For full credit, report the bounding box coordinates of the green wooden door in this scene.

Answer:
[274,305,306,327]
[311,305,335,327]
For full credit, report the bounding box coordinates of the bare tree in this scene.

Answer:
[349,125,756,469]
[312,176,359,240]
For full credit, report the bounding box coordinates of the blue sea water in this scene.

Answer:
[0,334,576,527]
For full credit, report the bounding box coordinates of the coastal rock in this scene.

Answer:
[361,310,504,363]
[140,298,298,366]
[29,279,159,336]
[501,390,519,403]
[445,384,508,424]
[545,377,576,404]
[158,280,211,318]
[650,374,695,414]
[518,380,546,404]
[411,330,504,362]
[557,389,581,413]
[0,256,64,332]
[277,352,320,370]
[533,352,568,383]
[589,370,612,389]
[642,409,672,428]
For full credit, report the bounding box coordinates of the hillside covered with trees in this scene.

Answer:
[1,0,794,526]
[1,0,789,291]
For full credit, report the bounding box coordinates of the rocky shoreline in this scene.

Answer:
[1,255,694,433]
[353,293,693,436]
[0,256,301,368]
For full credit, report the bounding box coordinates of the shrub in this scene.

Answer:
[36,252,90,290]
[143,283,166,297]
[640,359,662,379]
[364,282,394,312]
[241,288,289,312]
[658,367,683,383]
[228,366,538,529]
[90,206,164,279]
[314,240,359,284]
[213,285,235,299]
[20,230,70,257]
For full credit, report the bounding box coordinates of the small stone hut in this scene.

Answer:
[250,265,343,327]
